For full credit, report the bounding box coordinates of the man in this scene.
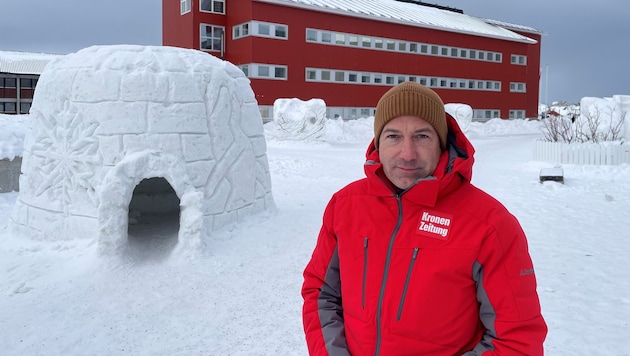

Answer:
[302,82,547,355]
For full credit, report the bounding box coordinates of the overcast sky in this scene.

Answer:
[1,0,628,103]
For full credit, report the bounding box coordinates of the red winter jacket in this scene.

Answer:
[302,115,547,355]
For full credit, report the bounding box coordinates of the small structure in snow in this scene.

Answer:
[273,98,326,141]
[539,167,564,184]
[9,45,275,254]
[445,103,472,131]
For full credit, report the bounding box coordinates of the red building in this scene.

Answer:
[0,51,61,115]
[162,0,543,121]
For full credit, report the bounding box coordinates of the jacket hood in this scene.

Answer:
[364,113,475,203]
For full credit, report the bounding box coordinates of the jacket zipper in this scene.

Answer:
[397,247,420,321]
[362,237,369,309]
[374,194,404,356]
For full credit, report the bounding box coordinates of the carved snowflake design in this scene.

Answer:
[30,107,100,214]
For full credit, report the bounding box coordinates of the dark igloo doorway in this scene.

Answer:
[127,177,180,259]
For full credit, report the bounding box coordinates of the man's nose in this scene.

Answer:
[399,137,417,160]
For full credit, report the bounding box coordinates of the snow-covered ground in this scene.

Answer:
[1,117,629,355]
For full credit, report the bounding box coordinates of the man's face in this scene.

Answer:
[378,115,442,190]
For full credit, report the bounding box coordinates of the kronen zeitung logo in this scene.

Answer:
[416,210,453,240]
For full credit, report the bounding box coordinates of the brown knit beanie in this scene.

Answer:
[374,82,447,150]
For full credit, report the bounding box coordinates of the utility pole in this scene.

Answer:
[545,65,549,105]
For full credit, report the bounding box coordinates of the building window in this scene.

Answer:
[200,0,225,14]
[361,37,371,48]
[322,32,332,43]
[233,23,250,39]
[510,82,526,92]
[306,29,317,42]
[511,54,527,65]
[1,77,17,88]
[20,101,31,114]
[258,66,270,77]
[348,35,359,46]
[20,78,36,89]
[509,110,526,119]
[200,24,224,52]
[0,101,17,114]
[258,23,270,36]
[275,25,287,38]
[274,67,286,79]
[181,0,191,14]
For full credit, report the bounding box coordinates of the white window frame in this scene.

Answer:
[239,63,288,80]
[200,24,224,52]
[200,0,225,14]
[511,54,527,65]
[233,23,251,39]
[509,110,526,119]
[510,82,527,93]
[180,0,191,14]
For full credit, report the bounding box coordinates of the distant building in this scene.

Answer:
[0,51,62,114]
[162,0,543,120]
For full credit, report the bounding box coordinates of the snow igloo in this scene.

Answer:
[9,45,275,254]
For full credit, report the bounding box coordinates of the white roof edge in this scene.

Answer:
[0,51,64,75]
[483,18,545,36]
[255,0,538,44]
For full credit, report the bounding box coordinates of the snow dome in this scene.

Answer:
[9,45,275,254]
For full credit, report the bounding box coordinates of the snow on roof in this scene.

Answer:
[0,51,64,75]
[483,18,545,36]
[257,0,538,44]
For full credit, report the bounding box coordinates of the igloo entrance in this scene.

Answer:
[127,177,180,257]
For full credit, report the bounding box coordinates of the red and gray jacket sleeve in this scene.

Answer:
[464,212,548,355]
[302,197,350,356]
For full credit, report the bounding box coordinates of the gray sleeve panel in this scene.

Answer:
[318,246,350,356]
[463,261,497,355]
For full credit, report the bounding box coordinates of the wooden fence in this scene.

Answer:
[533,140,630,165]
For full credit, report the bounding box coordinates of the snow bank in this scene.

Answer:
[0,114,28,161]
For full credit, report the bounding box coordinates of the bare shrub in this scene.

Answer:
[541,115,575,143]
[541,105,625,143]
